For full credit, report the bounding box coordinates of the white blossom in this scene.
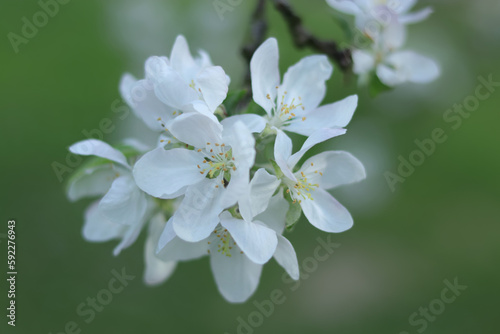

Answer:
[251,38,358,137]
[133,114,256,242]
[156,194,298,303]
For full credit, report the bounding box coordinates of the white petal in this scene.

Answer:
[133,147,205,198]
[300,151,366,190]
[239,168,280,222]
[113,213,147,256]
[382,20,407,50]
[67,166,116,202]
[170,35,197,80]
[274,235,299,280]
[157,217,209,261]
[395,0,417,14]
[300,188,353,233]
[220,212,278,265]
[69,139,130,169]
[195,49,213,68]
[352,49,375,75]
[82,202,126,242]
[274,129,296,181]
[279,55,332,112]
[196,66,229,112]
[172,179,225,242]
[144,56,170,83]
[399,7,433,24]
[250,38,280,115]
[326,0,364,15]
[154,66,199,110]
[287,128,347,169]
[210,248,263,303]
[144,214,177,286]
[119,73,136,105]
[168,113,223,149]
[285,95,358,136]
[221,114,266,134]
[254,193,289,234]
[123,77,176,131]
[377,50,440,86]
[158,239,209,262]
[157,216,177,253]
[223,121,255,171]
[98,175,148,226]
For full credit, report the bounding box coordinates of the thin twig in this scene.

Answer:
[242,0,268,88]
[271,0,352,71]
[237,0,268,112]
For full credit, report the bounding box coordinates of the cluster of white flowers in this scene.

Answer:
[327,0,440,87]
[67,35,366,303]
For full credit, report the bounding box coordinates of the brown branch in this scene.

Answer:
[242,0,268,88]
[236,0,268,113]
[271,0,352,71]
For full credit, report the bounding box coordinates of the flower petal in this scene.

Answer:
[395,0,417,14]
[82,202,126,242]
[377,50,440,86]
[169,35,197,80]
[121,76,175,131]
[220,212,278,265]
[67,165,117,202]
[221,114,266,134]
[144,214,177,286]
[274,235,299,280]
[278,55,332,112]
[133,147,205,198]
[172,179,225,242]
[399,7,433,24]
[113,213,147,256]
[254,193,289,234]
[196,66,229,112]
[287,128,347,169]
[157,217,209,261]
[210,248,263,303]
[274,129,296,181]
[168,113,223,149]
[352,49,375,75]
[251,38,280,115]
[300,151,366,190]
[154,66,199,110]
[98,175,148,226]
[144,56,170,83]
[286,95,358,136]
[300,188,353,233]
[224,120,256,170]
[326,0,364,16]
[239,168,281,222]
[69,139,130,169]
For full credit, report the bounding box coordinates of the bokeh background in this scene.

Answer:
[1,0,499,333]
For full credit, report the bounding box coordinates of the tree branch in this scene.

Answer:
[241,0,268,88]
[271,0,352,71]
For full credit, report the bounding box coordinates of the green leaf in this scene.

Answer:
[369,72,393,97]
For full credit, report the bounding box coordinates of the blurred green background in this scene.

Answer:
[1,0,499,333]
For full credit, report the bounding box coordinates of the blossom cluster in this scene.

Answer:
[327,0,440,87]
[67,35,366,302]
